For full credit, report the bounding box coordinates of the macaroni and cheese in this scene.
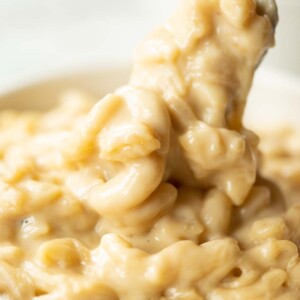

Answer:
[2,0,299,299]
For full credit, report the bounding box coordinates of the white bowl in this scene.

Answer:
[0,0,299,131]
[0,65,299,138]
[245,67,300,131]
[0,0,299,95]
[0,67,129,110]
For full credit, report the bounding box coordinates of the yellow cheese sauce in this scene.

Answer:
[2,0,300,299]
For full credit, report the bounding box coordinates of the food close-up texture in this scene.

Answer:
[2,0,300,299]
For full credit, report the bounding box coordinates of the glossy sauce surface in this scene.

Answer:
[2,1,300,299]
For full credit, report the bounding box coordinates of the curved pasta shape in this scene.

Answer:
[0,0,296,299]
[63,86,173,223]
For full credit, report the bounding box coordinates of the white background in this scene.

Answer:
[0,0,173,93]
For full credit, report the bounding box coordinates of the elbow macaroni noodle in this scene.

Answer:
[2,0,300,299]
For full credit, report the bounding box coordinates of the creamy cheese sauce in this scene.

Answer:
[2,0,300,299]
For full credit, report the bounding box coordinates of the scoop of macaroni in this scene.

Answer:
[2,0,299,299]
